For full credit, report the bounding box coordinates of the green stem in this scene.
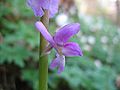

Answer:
[39,10,49,90]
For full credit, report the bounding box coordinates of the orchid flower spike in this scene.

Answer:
[27,0,59,18]
[35,21,83,74]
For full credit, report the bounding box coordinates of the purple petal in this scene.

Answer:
[35,21,56,47]
[62,42,83,57]
[49,0,59,18]
[33,7,44,17]
[54,23,80,45]
[27,0,43,17]
[39,0,49,9]
[27,0,49,17]
[50,55,65,74]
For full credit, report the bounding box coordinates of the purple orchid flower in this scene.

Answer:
[35,21,83,73]
[27,0,59,18]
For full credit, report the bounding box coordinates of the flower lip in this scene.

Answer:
[50,54,65,74]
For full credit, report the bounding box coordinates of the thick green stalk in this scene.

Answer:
[39,10,49,90]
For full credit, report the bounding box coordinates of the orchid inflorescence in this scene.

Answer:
[27,0,83,73]
[35,22,83,73]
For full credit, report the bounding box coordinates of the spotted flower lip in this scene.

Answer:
[27,0,59,18]
[35,21,83,73]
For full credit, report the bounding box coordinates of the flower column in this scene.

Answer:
[39,10,49,90]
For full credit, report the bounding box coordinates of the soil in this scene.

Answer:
[0,64,33,90]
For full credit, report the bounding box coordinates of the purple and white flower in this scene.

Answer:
[35,21,83,73]
[27,0,59,18]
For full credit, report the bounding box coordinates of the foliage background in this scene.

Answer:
[0,0,120,90]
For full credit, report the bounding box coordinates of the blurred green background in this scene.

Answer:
[0,0,120,90]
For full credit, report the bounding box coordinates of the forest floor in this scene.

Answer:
[0,64,32,90]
